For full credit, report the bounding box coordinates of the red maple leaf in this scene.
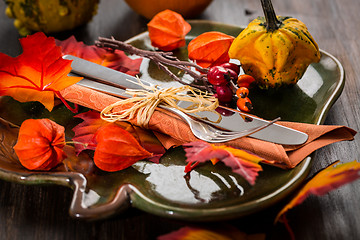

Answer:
[183,141,266,185]
[72,110,107,153]
[56,36,142,76]
[0,32,82,112]
[158,225,265,240]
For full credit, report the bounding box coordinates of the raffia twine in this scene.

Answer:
[100,80,220,128]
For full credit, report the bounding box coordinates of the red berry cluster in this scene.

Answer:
[207,63,255,112]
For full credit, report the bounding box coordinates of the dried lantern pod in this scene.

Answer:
[94,123,152,172]
[147,9,191,51]
[14,119,67,171]
[188,31,234,68]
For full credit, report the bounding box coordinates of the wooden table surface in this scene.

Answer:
[0,0,359,239]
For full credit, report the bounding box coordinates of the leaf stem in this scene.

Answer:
[54,91,78,113]
[281,215,296,240]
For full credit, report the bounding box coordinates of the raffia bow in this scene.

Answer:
[100,81,220,128]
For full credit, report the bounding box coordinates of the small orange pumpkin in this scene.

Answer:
[124,0,213,19]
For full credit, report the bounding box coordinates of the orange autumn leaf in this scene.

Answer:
[188,31,235,68]
[56,36,142,76]
[94,123,152,172]
[147,9,191,51]
[158,226,266,240]
[183,141,267,185]
[275,160,360,223]
[0,32,82,112]
[13,119,66,171]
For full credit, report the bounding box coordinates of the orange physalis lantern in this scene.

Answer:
[188,31,235,68]
[94,123,152,172]
[147,9,191,51]
[14,119,66,171]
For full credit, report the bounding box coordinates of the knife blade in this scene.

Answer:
[64,55,308,145]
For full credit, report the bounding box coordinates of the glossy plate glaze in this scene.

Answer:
[0,21,344,221]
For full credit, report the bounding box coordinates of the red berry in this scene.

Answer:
[215,85,233,103]
[207,66,237,85]
[220,62,240,75]
[226,68,238,84]
[215,106,235,116]
[207,66,228,85]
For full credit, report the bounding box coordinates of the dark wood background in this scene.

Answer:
[0,0,359,239]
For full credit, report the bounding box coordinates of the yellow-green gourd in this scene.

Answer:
[228,0,320,89]
[5,0,99,36]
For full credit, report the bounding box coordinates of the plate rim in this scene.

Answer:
[0,20,345,221]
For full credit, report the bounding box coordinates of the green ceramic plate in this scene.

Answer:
[0,20,344,221]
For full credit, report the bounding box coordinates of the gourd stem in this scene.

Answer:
[260,0,281,32]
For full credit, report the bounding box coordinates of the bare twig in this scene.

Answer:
[95,37,213,93]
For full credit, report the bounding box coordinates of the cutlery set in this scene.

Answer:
[64,55,308,145]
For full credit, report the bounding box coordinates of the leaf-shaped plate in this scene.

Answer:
[0,20,344,221]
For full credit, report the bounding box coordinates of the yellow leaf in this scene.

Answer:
[275,160,360,223]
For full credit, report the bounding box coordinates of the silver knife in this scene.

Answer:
[64,55,308,145]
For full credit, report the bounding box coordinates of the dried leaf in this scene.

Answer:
[62,145,95,175]
[183,141,265,185]
[147,9,191,51]
[157,226,266,240]
[13,119,66,171]
[0,117,22,166]
[56,36,142,76]
[72,110,165,155]
[94,123,152,172]
[275,160,360,223]
[188,31,235,68]
[0,32,82,111]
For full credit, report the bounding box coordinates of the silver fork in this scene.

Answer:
[74,76,278,143]
[160,106,280,143]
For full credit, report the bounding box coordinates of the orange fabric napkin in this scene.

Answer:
[61,84,356,169]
